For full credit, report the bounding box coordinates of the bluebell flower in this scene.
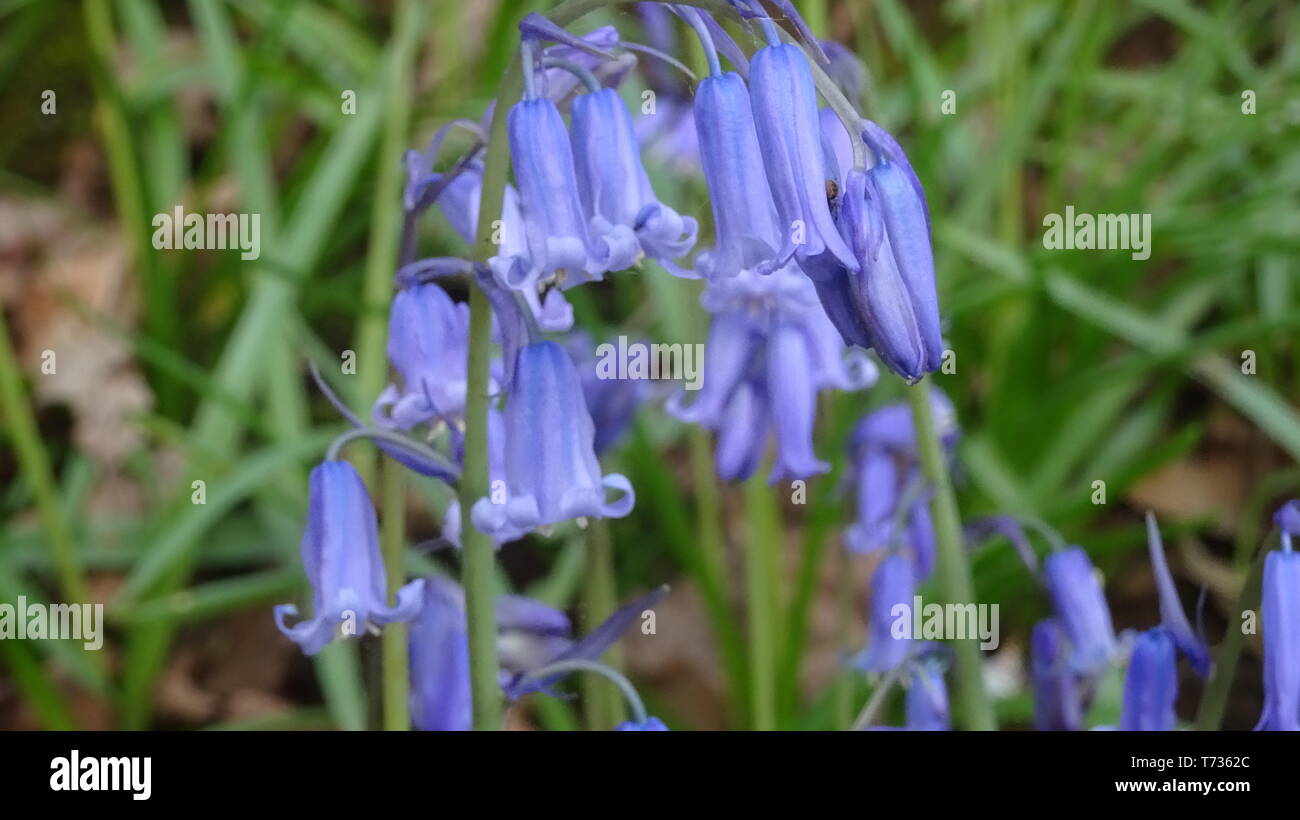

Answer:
[571,87,697,263]
[442,407,534,549]
[1031,619,1084,731]
[424,151,576,334]
[275,461,424,656]
[905,654,950,731]
[615,716,670,731]
[1042,546,1117,675]
[821,108,855,187]
[826,159,941,381]
[470,341,634,543]
[372,282,472,430]
[407,576,471,731]
[408,575,574,731]
[854,552,916,673]
[668,268,875,482]
[843,390,954,578]
[402,119,483,217]
[671,70,786,281]
[504,97,638,293]
[748,41,857,276]
[1256,504,1299,731]
[1119,628,1178,731]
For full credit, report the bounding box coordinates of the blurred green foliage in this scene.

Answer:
[0,0,1296,730]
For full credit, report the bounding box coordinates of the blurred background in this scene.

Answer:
[0,0,1297,730]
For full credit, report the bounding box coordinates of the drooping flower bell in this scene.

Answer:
[407,576,471,731]
[570,87,697,263]
[843,390,954,578]
[668,268,875,482]
[828,157,942,381]
[504,96,637,292]
[1256,500,1300,731]
[1042,546,1117,675]
[408,575,574,731]
[1030,618,1085,731]
[1119,628,1179,731]
[470,340,634,542]
[274,461,424,656]
[854,552,917,674]
[372,282,471,430]
[747,33,857,276]
[905,654,950,731]
[673,69,786,281]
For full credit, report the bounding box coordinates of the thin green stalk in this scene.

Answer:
[689,429,728,605]
[459,0,740,733]
[0,312,88,606]
[743,474,782,730]
[380,457,410,730]
[1194,539,1270,730]
[689,428,750,726]
[459,282,502,731]
[906,379,995,730]
[832,545,854,730]
[581,518,624,729]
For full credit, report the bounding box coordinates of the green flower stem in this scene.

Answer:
[581,518,625,729]
[0,312,89,608]
[832,545,855,730]
[906,378,995,730]
[380,457,410,730]
[1195,538,1270,730]
[360,0,423,731]
[744,474,783,730]
[460,0,739,733]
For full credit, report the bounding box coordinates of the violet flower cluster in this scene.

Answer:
[276,0,1300,737]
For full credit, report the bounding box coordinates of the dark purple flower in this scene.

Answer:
[470,341,633,542]
[1119,628,1178,731]
[1042,547,1117,675]
[275,461,424,656]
